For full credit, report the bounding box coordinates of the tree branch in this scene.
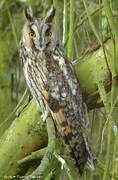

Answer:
[0,99,47,177]
[23,117,56,180]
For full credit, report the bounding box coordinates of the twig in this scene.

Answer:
[18,147,47,167]
[6,5,19,49]
[103,0,118,39]
[63,0,68,46]
[67,0,75,59]
[100,97,118,155]
[0,0,5,10]
[75,5,103,31]
[0,89,28,129]
[82,0,111,75]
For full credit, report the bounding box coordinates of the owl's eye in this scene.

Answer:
[45,29,52,37]
[29,31,36,38]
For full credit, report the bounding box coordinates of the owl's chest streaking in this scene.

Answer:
[21,44,85,125]
[25,47,84,130]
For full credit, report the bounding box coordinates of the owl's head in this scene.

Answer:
[22,6,57,51]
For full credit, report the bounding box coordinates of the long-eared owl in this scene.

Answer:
[20,5,94,175]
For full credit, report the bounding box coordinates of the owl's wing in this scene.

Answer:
[42,89,72,137]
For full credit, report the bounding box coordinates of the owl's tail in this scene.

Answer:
[67,131,95,175]
[52,110,95,175]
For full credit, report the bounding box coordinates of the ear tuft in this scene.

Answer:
[45,6,56,23]
[25,6,33,22]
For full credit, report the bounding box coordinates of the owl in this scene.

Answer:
[20,6,94,175]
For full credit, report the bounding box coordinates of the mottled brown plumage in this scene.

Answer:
[20,6,94,174]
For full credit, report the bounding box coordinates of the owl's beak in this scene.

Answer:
[38,43,46,51]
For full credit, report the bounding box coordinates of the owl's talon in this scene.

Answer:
[41,110,49,122]
[72,59,78,65]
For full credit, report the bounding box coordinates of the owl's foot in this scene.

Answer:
[72,59,78,66]
[41,110,49,122]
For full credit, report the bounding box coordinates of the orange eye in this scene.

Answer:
[29,31,36,38]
